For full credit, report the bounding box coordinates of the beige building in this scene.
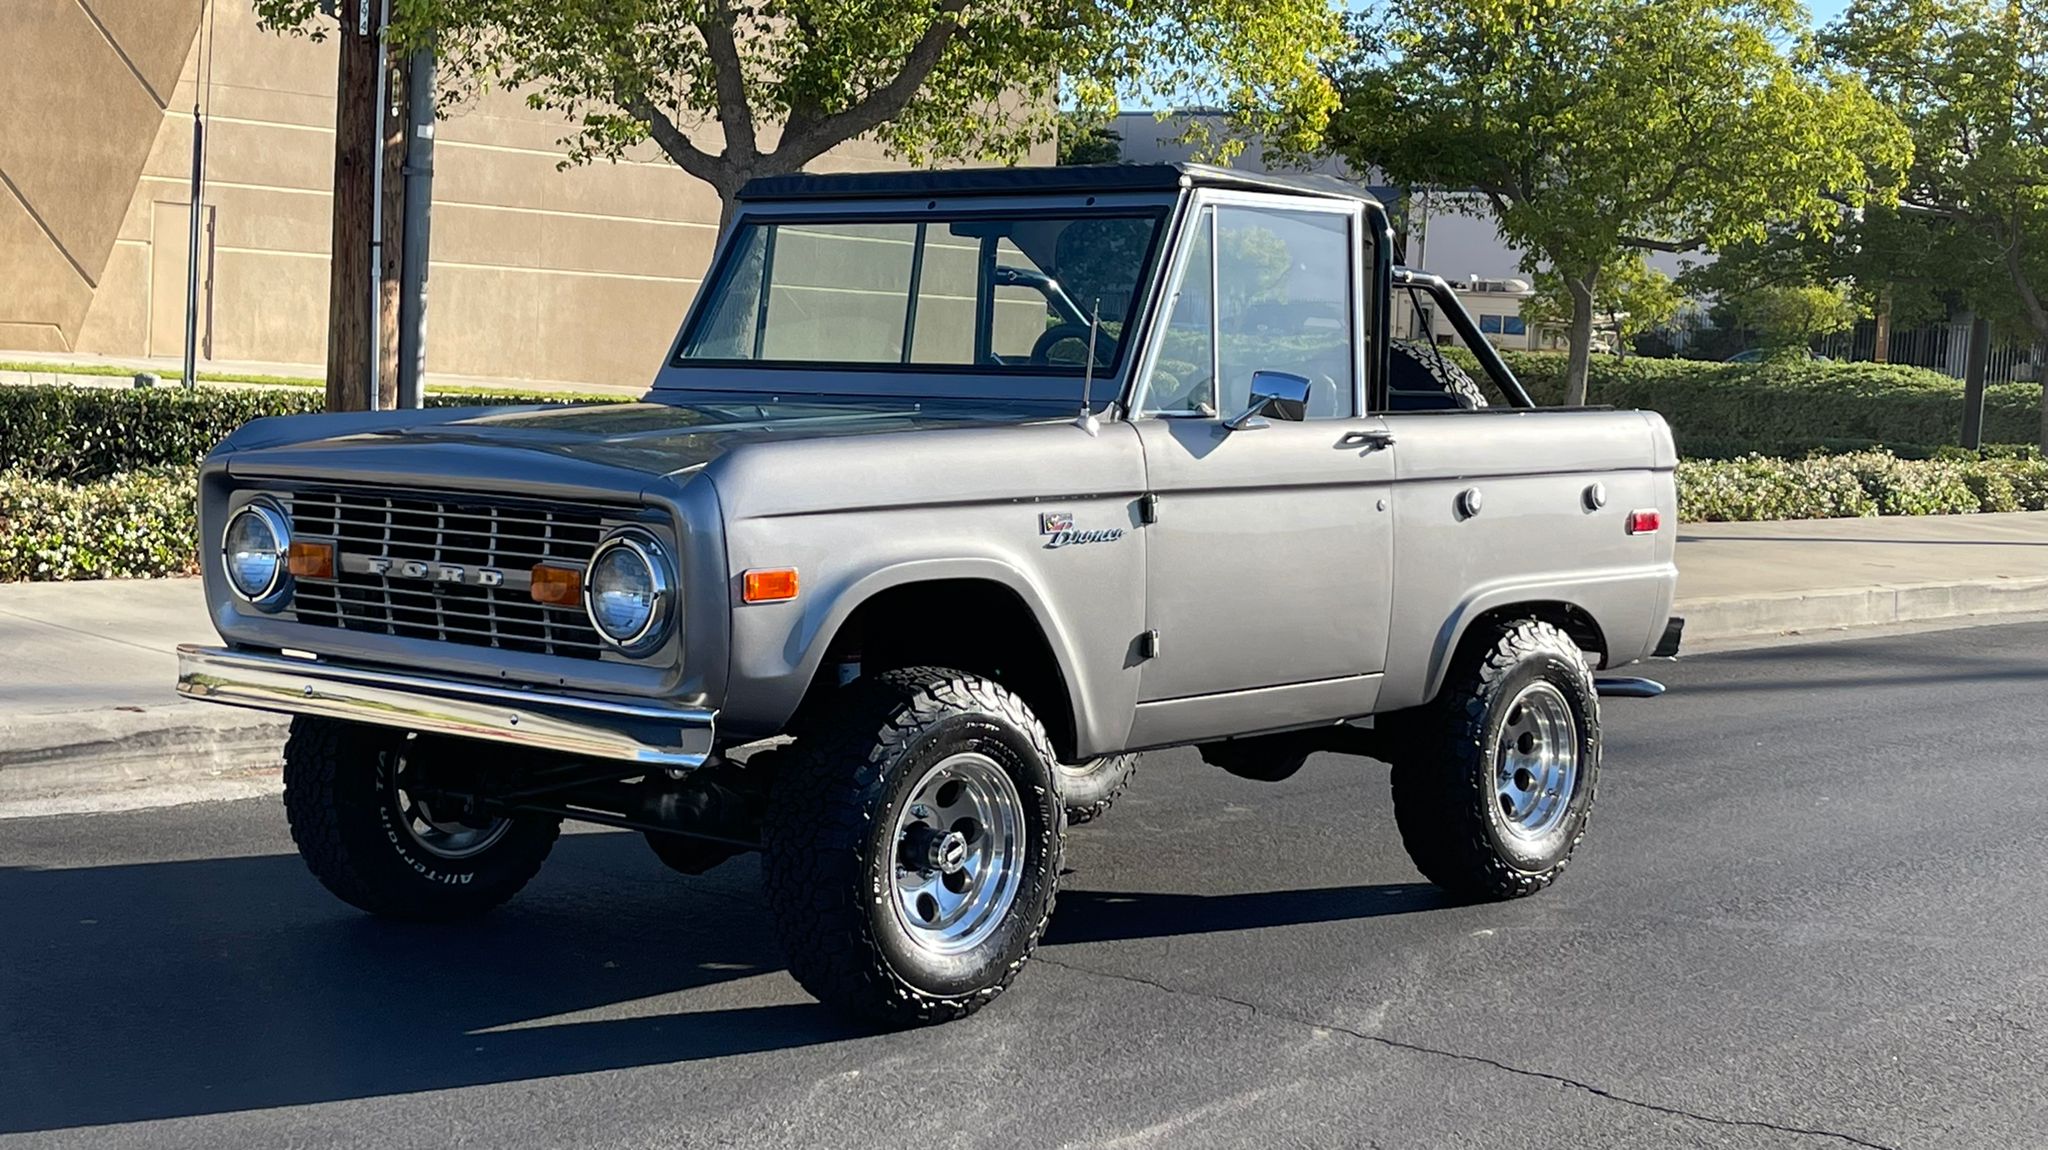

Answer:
[0,2,1034,388]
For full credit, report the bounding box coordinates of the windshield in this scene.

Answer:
[676,212,1164,374]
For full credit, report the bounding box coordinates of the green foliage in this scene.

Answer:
[1465,351,2041,455]
[0,386,626,482]
[1057,113,1123,165]
[1828,1,2048,350]
[0,467,200,581]
[1523,256,1684,353]
[255,0,1341,222]
[1678,450,2048,521]
[1329,0,1909,403]
[1733,282,1868,352]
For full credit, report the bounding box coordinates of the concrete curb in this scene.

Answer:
[1677,575,2048,643]
[0,705,287,812]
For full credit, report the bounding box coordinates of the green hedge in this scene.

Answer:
[1678,449,2048,521]
[1,466,199,581]
[0,385,625,482]
[1473,352,2044,457]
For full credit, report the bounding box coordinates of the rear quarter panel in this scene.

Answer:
[1377,409,1678,710]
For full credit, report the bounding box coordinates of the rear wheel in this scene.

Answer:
[281,718,560,920]
[761,667,1062,1026]
[1388,620,1598,899]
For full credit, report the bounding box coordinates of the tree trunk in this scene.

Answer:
[1563,271,1598,406]
[324,0,381,413]
[1873,288,1892,364]
[376,47,406,410]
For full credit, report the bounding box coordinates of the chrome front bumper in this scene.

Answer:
[176,645,715,768]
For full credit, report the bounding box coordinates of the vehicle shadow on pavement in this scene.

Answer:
[0,831,866,1135]
[1046,882,1450,946]
[0,828,1452,1135]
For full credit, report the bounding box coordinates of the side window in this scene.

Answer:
[1214,206,1355,419]
[1142,209,1216,415]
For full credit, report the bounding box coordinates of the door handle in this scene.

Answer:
[1339,429,1396,450]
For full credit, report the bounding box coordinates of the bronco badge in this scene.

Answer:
[1039,510,1124,549]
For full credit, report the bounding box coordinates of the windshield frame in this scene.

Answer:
[653,191,1181,404]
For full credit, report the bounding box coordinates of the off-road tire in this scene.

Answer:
[1390,338,1489,409]
[761,666,1063,1026]
[1388,620,1598,900]
[282,717,560,920]
[1057,753,1139,824]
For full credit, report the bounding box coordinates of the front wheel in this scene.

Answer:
[282,718,560,920]
[761,667,1063,1026]
[1388,620,1599,900]
[1056,753,1139,824]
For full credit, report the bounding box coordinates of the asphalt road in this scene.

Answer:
[5,622,2047,1149]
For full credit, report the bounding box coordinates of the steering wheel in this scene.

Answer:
[1031,322,1116,367]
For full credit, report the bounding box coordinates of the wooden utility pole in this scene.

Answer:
[325,0,381,412]
[376,49,406,407]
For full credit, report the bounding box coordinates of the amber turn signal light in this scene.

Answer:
[742,567,800,603]
[286,540,334,579]
[530,563,583,605]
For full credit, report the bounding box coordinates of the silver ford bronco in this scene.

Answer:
[178,164,1680,1025]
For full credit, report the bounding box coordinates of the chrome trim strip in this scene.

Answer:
[175,645,714,768]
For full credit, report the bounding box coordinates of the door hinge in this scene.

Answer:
[1139,629,1162,660]
[1138,492,1160,524]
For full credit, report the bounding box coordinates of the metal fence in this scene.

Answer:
[1664,308,2042,384]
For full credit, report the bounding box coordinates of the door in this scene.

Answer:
[149,201,213,359]
[1128,197,1395,746]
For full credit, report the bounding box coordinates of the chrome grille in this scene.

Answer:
[284,488,620,660]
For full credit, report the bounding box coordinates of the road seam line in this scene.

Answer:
[1034,955,1899,1150]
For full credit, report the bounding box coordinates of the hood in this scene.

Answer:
[216,396,1052,486]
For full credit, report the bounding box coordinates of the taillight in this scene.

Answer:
[1626,509,1662,535]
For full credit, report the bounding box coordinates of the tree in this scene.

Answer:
[1827,0,2048,449]
[1058,113,1124,166]
[1327,0,1909,404]
[257,0,1343,232]
[1523,255,1683,357]
[1734,282,1867,354]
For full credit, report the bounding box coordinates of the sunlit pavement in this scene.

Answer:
[6,621,2047,1149]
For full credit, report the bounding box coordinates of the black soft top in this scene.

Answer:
[737,162,1382,206]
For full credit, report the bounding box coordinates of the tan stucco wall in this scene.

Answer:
[5,2,1051,387]
[0,0,204,352]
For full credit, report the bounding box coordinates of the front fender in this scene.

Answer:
[718,551,1125,757]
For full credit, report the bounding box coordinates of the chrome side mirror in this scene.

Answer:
[1224,370,1312,431]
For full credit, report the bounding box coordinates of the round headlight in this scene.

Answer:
[222,501,291,608]
[584,529,673,653]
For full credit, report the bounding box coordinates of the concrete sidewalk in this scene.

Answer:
[4,510,2046,812]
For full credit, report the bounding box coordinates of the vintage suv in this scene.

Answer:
[178,164,1680,1025]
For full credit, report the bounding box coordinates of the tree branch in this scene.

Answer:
[625,94,735,191]
[695,6,757,163]
[773,0,973,166]
[1620,234,1706,254]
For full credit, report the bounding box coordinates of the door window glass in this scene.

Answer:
[1214,206,1355,419]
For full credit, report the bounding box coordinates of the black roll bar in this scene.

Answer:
[1390,267,1536,409]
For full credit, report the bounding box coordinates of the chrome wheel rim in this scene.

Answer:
[391,753,511,860]
[891,752,1025,955]
[1494,682,1579,840]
